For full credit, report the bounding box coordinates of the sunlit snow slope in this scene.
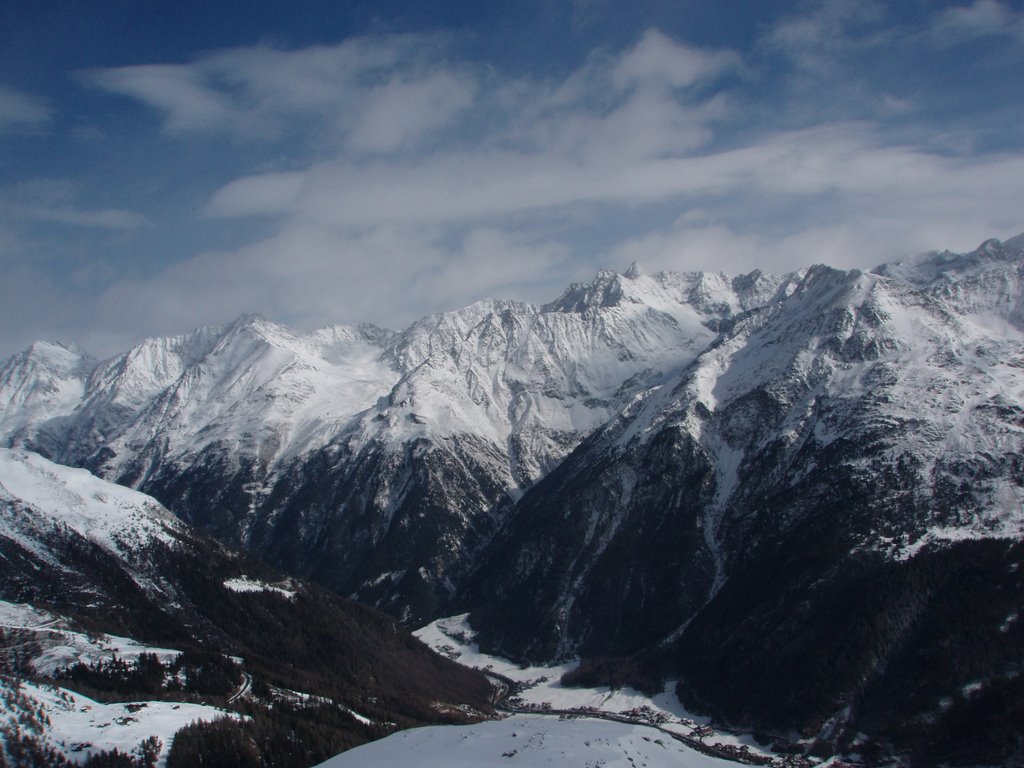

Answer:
[316,715,736,768]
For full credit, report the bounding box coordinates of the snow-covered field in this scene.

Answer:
[0,600,183,676]
[315,714,738,768]
[0,677,233,766]
[0,599,234,765]
[223,575,297,598]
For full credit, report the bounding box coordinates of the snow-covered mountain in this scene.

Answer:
[0,268,798,486]
[468,237,1024,764]
[0,446,197,624]
[0,447,183,557]
[0,266,799,623]
[0,341,96,461]
[0,448,492,766]
[3,235,1024,765]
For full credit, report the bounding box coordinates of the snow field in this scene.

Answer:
[223,576,297,598]
[1,677,236,767]
[316,714,739,768]
[0,448,182,557]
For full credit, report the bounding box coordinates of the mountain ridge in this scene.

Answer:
[1,259,801,622]
[3,235,1024,764]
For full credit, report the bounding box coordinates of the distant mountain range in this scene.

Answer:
[3,234,1024,765]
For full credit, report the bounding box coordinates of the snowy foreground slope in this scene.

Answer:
[0,450,229,764]
[316,715,737,768]
[0,597,236,766]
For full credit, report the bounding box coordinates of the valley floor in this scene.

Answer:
[411,614,827,767]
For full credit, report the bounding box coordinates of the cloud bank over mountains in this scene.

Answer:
[1,1,1023,357]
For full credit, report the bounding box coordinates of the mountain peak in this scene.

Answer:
[1003,231,1024,250]
[16,340,90,372]
[872,235,1024,287]
[27,339,79,356]
[542,270,627,313]
[223,312,281,338]
[624,261,645,279]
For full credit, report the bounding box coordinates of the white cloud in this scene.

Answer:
[90,224,578,343]
[609,215,1019,280]
[205,172,304,218]
[347,70,477,154]
[929,0,1024,44]
[414,228,575,309]
[205,35,425,110]
[85,117,1024,350]
[1,179,150,230]
[0,261,85,355]
[82,34,476,146]
[6,25,1019,359]
[611,220,768,275]
[192,29,741,230]
[607,131,1024,276]
[763,0,886,72]
[17,206,150,230]
[202,123,1023,234]
[81,14,1024,352]
[612,29,741,90]
[82,28,740,165]
[85,65,242,135]
[0,86,50,132]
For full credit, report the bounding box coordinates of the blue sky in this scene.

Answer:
[2,0,1023,358]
